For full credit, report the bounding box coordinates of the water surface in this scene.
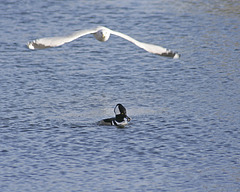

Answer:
[0,0,240,191]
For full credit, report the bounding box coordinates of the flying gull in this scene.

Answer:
[27,26,180,58]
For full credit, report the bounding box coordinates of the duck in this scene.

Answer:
[98,104,131,127]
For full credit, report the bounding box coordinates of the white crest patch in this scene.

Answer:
[114,105,121,115]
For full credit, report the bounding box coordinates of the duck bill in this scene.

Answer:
[126,115,131,122]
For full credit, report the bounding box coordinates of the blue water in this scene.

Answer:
[0,0,240,191]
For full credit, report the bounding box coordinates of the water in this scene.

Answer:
[0,0,240,191]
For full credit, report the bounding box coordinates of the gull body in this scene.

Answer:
[27,26,180,58]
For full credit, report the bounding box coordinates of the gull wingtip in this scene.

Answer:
[173,53,181,59]
[27,41,35,50]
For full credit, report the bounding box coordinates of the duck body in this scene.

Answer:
[98,116,130,126]
[98,104,131,127]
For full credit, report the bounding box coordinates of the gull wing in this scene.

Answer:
[109,29,180,58]
[27,27,98,50]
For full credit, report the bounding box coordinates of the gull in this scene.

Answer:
[27,26,180,58]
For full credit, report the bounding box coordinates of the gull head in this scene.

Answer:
[94,28,110,42]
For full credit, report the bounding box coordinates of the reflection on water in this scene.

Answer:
[201,0,240,15]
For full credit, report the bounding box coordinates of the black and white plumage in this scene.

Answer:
[98,104,131,127]
[27,26,180,58]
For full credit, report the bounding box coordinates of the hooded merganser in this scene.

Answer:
[98,104,131,127]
